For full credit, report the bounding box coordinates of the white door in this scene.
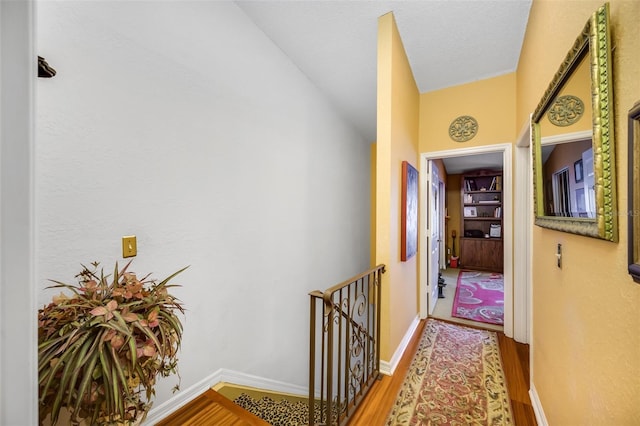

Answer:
[582,148,596,218]
[428,162,442,315]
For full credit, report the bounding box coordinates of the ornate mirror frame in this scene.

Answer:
[628,102,640,282]
[531,3,617,241]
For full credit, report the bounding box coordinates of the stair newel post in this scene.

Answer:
[309,292,318,426]
[324,295,335,426]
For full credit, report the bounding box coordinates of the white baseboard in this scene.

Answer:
[143,368,308,425]
[144,369,224,425]
[215,368,308,396]
[529,382,548,426]
[380,315,420,376]
[145,316,423,425]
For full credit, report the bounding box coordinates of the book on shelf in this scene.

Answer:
[465,179,478,191]
[489,176,497,191]
[494,206,502,217]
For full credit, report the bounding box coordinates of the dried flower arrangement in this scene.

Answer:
[38,261,186,425]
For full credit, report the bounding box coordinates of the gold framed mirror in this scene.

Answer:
[531,3,617,241]
[629,102,640,282]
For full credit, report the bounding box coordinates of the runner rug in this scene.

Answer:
[452,270,505,325]
[386,320,513,425]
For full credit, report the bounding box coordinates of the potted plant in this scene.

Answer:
[38,261,186,425]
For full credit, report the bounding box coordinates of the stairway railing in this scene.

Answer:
[308,265,385,426]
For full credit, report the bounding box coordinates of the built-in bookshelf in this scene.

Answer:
[460,170,503,272]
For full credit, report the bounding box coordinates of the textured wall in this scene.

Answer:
[518,0,640,423]
[36,0,370,408]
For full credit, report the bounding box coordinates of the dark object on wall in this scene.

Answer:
[38,56,56,78]
[401,161,418,261]
[574,159,584,183]
[628,101,640,283]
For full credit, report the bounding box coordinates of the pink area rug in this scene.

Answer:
[452,270,504,325]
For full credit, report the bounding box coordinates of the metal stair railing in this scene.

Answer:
[308,265,385,426]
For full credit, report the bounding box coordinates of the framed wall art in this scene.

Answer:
[628,101,640,283]
[401,161,418,261]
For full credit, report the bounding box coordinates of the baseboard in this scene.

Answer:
[145,317,422,425]
[529,382,548,426]
[215,368,308,396]
[143,368,308,425]
[380,314,420,375]
[144,369,224,425]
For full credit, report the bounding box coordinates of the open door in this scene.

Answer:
[427,161,444,315]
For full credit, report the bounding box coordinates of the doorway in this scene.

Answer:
[426,162,445,316]
[420,144,514,337]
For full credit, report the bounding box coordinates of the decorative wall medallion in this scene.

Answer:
[547,95,584,126]
[449,116,478,142]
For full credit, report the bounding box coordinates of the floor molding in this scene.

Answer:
[380,315,420,375]
[148,315,422,424]
[145,369,224,425]
[529,382,548,426]
[145,368,307,425]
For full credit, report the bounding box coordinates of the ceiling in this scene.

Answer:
[235,0,532,173]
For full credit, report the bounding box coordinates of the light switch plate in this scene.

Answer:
[122,235,137,258]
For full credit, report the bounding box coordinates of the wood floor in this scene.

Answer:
[155,318,537,425]
[155,388,270,425]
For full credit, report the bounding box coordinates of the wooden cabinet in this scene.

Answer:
[460,170,503,272]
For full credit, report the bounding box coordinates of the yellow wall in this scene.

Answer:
[420,73,517,152]
[376,12,420,361]
[518,1,640,423]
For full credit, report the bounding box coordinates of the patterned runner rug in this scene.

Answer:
[386,319,513,425]
[452,270,505,325]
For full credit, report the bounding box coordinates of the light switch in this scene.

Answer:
[556,243,562,268]
[122,235,137,258]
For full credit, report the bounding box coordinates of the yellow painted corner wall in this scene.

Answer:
[376,12,420,362]
[518,0,640,423]
[419,73,517,152]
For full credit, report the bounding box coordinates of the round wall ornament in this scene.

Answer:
[547,95,584,126]
[449,115,478,142]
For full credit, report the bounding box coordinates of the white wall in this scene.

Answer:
[36,0,370,409]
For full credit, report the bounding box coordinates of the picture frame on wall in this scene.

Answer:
[574,159,584,183]
[628,102,640,283]
[401,161,418,261]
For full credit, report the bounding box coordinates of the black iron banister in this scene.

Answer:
[309,264,385,426]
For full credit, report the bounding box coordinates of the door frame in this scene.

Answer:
[0,0,38,422]
[419,143,514,338]
[515,118,532,344]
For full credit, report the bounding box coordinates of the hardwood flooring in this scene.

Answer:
[155,318,536,425]
[155,389,270,425]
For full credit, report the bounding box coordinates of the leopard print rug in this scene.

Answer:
[233,393,339,426]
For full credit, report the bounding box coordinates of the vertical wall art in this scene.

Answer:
[401,161,418,261]
[628,101,640,283]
